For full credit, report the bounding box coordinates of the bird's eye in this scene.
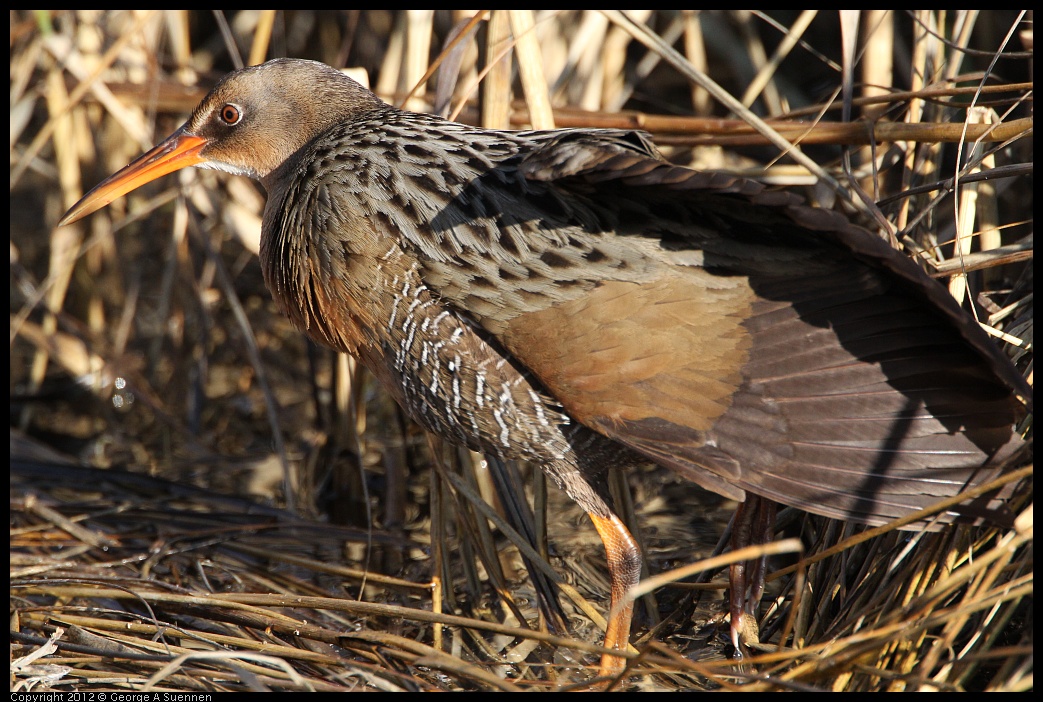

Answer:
[219,104,242,125]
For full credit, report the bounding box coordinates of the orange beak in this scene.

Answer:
[59,131,208,226]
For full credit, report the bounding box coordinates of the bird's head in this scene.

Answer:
[59,58,386,226]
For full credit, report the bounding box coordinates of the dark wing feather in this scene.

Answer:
[494,132,1029,526]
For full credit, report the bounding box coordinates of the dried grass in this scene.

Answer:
[11,10,1032,692]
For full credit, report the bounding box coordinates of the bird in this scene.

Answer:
[60,58,1031,681]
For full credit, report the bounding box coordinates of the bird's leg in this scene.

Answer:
[589,512,642,679]
[728,494,776,658]
[746,499,776,619]
[728,498,753,658]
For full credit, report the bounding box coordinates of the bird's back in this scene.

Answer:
[262,109,1030,527]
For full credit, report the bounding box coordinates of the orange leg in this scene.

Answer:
[589,512,642,679]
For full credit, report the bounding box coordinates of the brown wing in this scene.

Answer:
[501,133,1029,525]
[405,128,1029,526]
